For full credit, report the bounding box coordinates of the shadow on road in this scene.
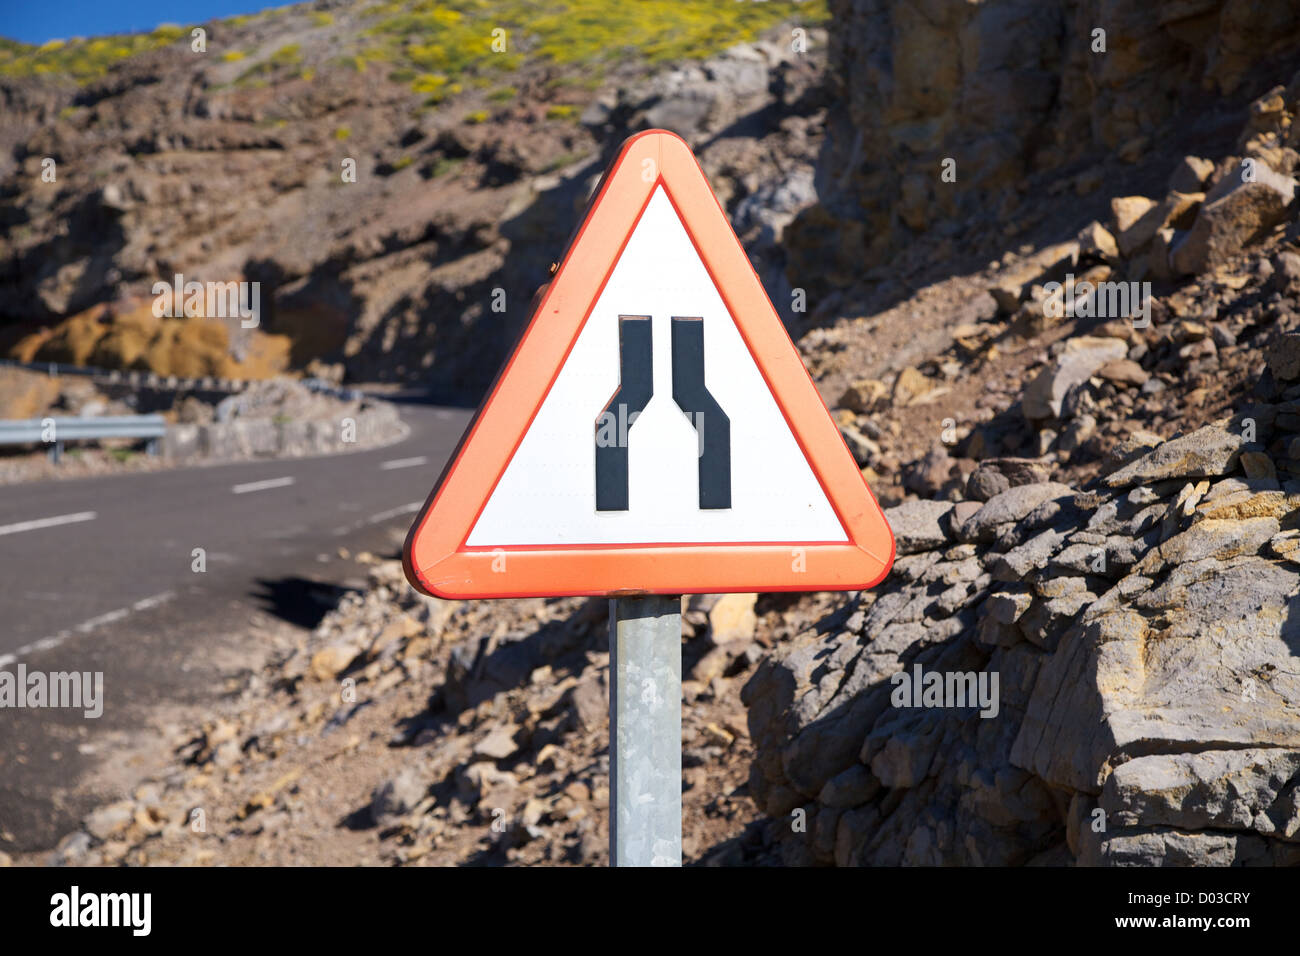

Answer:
[250,577,357,630]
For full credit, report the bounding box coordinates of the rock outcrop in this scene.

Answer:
[795,0,1300,273]
[745,415,1300,865]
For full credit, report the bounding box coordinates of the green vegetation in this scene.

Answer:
[270,43,302,66]
[0,24,193,80]
[235,42,304,84]
[336,46,392,73]
[359,0,823,73]
[411,71,447,94]
[423,155,463,179]
[465,108,489,124]
[545,103,578,120]
[542,150,590,173]
[1,0,827,92]
[333,126,352,140]
[542,0,819,64]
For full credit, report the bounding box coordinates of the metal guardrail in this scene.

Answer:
[0,360,365,403]
[0,358,243,393]
[0,415,167,443]
[0,414,167,462]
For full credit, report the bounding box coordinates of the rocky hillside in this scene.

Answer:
[735,2,1300,865]
[0,0,827,403]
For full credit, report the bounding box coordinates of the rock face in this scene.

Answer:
[796,0,1300,271]
[756,50,1300,864]
[744,418,1300,866]
[0,367,59,419]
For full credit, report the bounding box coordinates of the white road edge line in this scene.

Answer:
[380,456,428,470]
[0,511,97,537]
[232,476,295,495]
[0,590,176,667]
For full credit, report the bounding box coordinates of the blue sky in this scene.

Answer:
[0,1,273,45]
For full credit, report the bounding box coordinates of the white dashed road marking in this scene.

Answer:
[0,590,176,667]
[0,511,97,537]
[380,456,428,470]
[232,477,295,495]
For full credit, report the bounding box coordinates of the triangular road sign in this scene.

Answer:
[404,129,894,599]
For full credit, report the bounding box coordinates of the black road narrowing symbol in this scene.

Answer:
[593,314,731,512]
[595,315,653,512]
[671,316,731,510]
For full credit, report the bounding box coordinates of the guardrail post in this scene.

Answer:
[47,440,62,464]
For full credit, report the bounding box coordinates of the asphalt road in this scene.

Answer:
[0,395,472,852]
[0,398,470,660]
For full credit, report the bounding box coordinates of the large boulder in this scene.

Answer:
[1170,163,1296,274]
[1022,337,1128,421]
[1103,423,1246,487]
[883,499,953,555]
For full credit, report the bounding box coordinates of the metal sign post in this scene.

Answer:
[609,595,682,867]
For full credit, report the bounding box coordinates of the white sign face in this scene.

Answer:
[466,186,847,548]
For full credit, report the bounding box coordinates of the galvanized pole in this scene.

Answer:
[608,595,681,867]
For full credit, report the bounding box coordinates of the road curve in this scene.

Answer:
[0,395,472,853]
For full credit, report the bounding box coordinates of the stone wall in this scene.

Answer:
[163,403,403,463]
